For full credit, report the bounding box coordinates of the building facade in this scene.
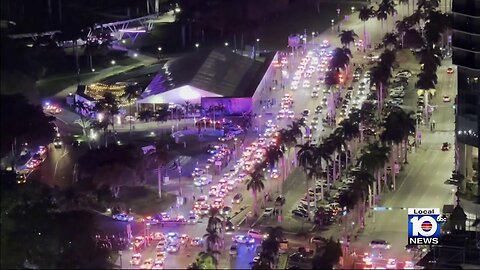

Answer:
[452,0,480,201]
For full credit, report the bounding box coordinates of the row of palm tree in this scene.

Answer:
[189,207,224,269]
[369,48,397,113]
[252,226,284,269]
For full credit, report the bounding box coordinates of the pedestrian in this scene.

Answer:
[193,195,196,201]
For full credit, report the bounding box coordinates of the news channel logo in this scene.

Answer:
[408,208,447,245]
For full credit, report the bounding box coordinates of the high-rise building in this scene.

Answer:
[451,0,480,202]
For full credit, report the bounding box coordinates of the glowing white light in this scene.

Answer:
[179,87,201,101]
[111,60,116,65]
[97,113,104,122]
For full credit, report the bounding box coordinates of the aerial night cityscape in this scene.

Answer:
[0,0,479,269]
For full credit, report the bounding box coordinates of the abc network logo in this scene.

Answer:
[408,208,447,245]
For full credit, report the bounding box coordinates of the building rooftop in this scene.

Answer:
[141,48,275,100]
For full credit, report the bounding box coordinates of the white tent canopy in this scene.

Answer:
[136,85,222,104]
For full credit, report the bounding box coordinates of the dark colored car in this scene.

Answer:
[292,209,308,218]
[441,142,450,151]
[274,196,286,206]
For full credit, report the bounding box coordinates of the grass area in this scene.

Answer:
[36,72,97,98]
[278,254,289,269]
[116,186,176,215]
[35,53,141,98]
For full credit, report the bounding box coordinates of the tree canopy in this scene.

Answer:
[0,94,56,156]
[0,175,111,268]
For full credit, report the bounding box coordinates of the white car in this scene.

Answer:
[140,258,153,269]
[303,80,311,88]
[166,243,180,253]
[263,207,274,217]
[369,239,391,249]
[130,254,142,266]
[232,235,255,244]
[248,229,268,239]
[403,261,414,269]
[229,245,238,256]
[395,71,412,78]
[152,260,164,269]
[112,213,134,222]
[385,258,397,269]
[156,241,166,251]
[443,95,451,102]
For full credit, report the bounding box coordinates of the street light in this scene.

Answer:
[336,8,341,32]
[110,60,116,65]
[157,46,162,60]
[133,53,138,57]
[351,6,355,13]
[331,19,335,32]
[224,42,229,47]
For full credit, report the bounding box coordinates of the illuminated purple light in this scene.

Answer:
[119,29,147,33]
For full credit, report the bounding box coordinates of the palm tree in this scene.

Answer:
[247,167,266,217]
[259,226,284,268]
[405,9,424,30]
[316,142,335,191]
[95,92,119,133]
[145,141,171,198]
[395,19,412,47]
[297,142,315,218]
[379,0,398,24]
[287,120,303,139]
[190,251,219,269]
[383,32,399,50]
[277,128,297,174]
[207,207,224,232]
[338,118,360,168]
[203,227,222,253]
[312,237,343,269]
[417,0,440,11]
[338,30,358,48]
[370,64,391,113]
[122,83,142,134]
[265,145,284,193]
[419,47,442,73]
[330,47,352,72]
[357,142,390,195]
[376,3,390,33]
[358,6,375,51]
[379,49,397,68]
[402,28,425,49]
[398,0,410,16]
[351,169,375,223]
[380,109,406,190]
[325,131,347,181]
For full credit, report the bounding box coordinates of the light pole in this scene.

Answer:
[224,42,229,47]
[336,8,341,32]
[331,19,335,33]
[311,32,315,45]
[157,46,162,60]
[256,38,260,58]
[195,43,199,51]
[234,137,238,161]
[351,6,355,13]
[177,164,183,196]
